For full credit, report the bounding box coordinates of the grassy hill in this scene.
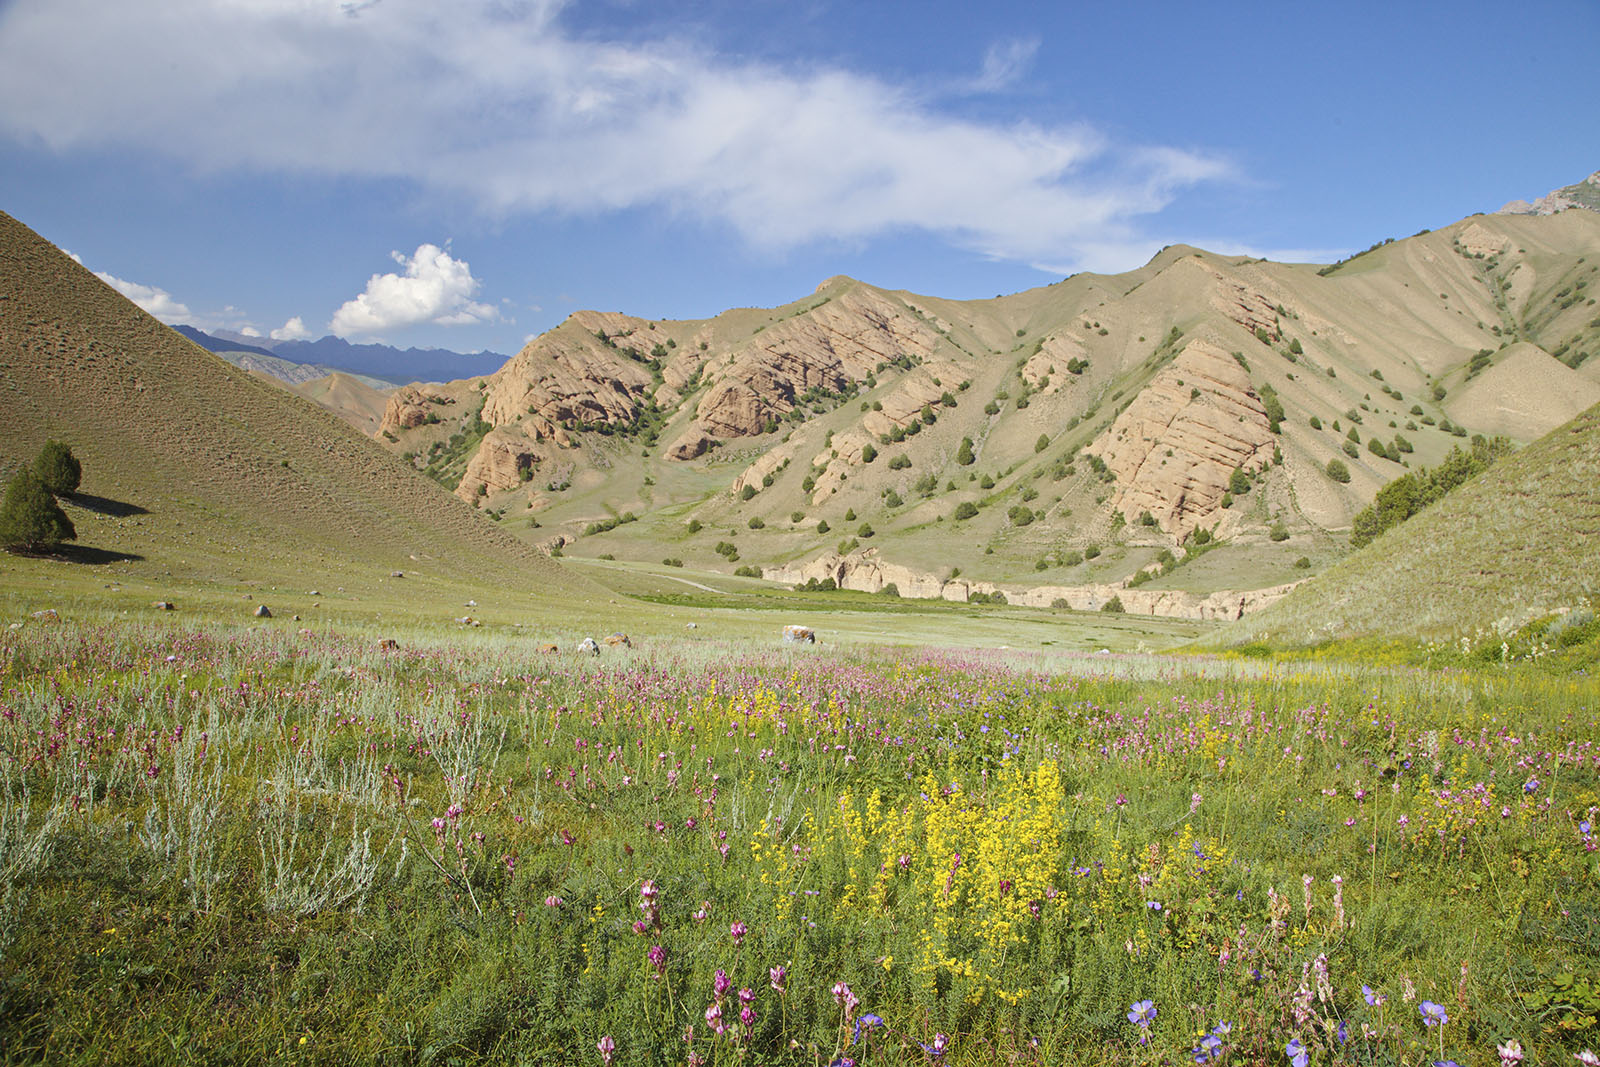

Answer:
[1218,401,1600,646]
[0,210,596,621]
[364,209,1600,613]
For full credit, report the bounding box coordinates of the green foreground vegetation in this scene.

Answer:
[1,606,1597,1067]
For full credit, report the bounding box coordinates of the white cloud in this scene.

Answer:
[270,315,313,341]
[239,325,263,337]
[94,268,194,323]
[330,244,497,336]
[0,1,1229,272]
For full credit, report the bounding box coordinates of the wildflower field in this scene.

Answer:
[1,621,1598,1066]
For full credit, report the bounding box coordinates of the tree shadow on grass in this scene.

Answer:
[64,493,149,517]
[5,544,144,564]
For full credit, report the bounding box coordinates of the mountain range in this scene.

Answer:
[185,324,508,385]
[364,191,1600,618]
[4,172,1599,639]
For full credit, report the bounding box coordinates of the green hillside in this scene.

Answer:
[1220,401,1600,646]
[0,210,597,620]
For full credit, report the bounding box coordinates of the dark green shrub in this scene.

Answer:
[1084,544,1101,559]
[1101,595,1125,613]
[953,502,979,520]
[1034,434,1050,453]
[740,485,757,501]
[956,438,976,465]
[1270,522,1289,542]
[0,469,76,552]
[33,441,81,494]
[1326,458,1351,483]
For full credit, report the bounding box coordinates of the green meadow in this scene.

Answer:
[1,595,1596,1067]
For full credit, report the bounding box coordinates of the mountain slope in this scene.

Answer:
[0,210,581,598]
[1220,401,1600,643]
[367,207,1600,611]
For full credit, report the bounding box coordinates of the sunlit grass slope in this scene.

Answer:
[0,210,590,607]
[1221,401,1600,645]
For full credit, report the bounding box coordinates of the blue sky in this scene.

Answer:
[1,0,1596,362]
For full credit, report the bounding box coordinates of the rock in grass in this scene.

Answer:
[604,632,631,648]
[576,636,600,656]
[253,604,272,618]
[152,600,174,611]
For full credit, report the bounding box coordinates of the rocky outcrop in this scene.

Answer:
[379,385,456,434]
[1019,333,1088,395]
[480,310,659,431]
[1455,222,1511,259]
[666,427,714,460]
[763,548,1298,620]
[860,365,958,437]
[733,446,794,495]
[670,287,943,458]
[455,426,539,501]
[1085,339,1275,538]
[1498,170,1600,216]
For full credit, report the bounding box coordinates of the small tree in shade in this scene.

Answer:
[0,469,76,552]
[1326,458,1351,483]
[33,441,81,495]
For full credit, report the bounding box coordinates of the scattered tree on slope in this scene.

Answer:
[0,468,76,552]
[1349,436,1513,548]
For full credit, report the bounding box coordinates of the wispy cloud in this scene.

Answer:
[330,244,497,337]
[0,1,1229,272]
[969,37,1040,93]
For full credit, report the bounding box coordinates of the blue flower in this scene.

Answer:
[1285,1037,1308,1067]
[851,1014,885,1045]
[1419,1001,1449,1027]
[1211,1021,1232,1037]
[1146,900,1163,911]
[1127,999,1157,1027]
[1193,1034,1223,1064]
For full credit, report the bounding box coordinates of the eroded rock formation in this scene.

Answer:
[1085,339,1275,538]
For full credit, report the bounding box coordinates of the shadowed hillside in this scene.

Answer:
[1220,401,1600,644]
[0,210,584,599]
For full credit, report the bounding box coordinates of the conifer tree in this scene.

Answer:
[0,469,77,552]
[33,441,81,495]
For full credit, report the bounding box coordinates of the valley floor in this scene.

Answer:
[0,595,1596,1066]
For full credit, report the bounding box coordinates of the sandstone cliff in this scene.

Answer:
[1086,339,1276,538]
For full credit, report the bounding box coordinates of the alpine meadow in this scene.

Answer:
[3,5,1600,1066]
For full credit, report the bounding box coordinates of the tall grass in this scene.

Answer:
[1,621,1597,1064]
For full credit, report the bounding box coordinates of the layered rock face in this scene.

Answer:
[454,427,540,501]
[763,548,1297,620]
[1087,339,1275,538]
[481,310,660,431]
[379,385,457,435]
[673,288,942,454]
